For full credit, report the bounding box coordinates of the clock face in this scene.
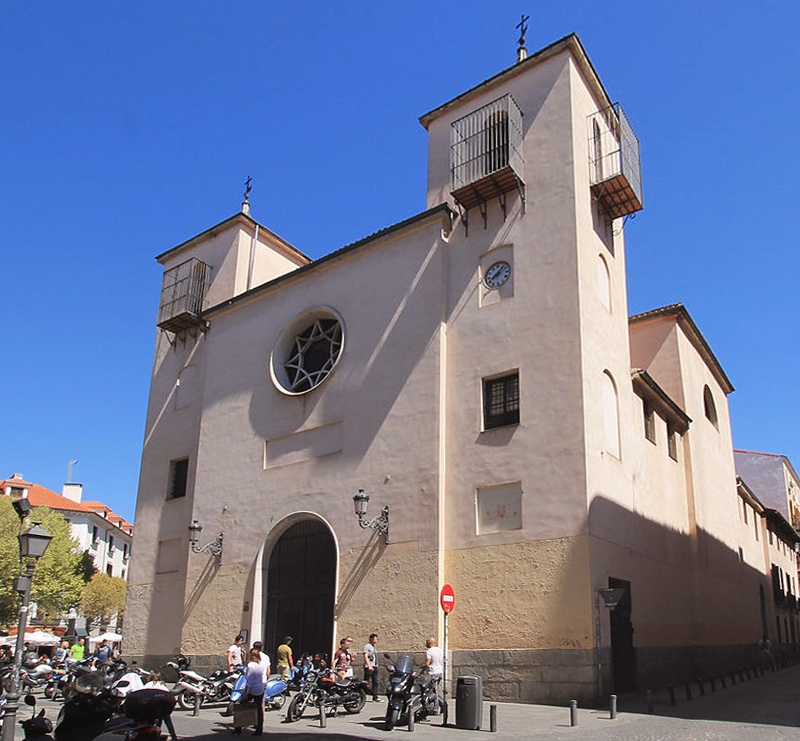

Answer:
[484,261,511,289]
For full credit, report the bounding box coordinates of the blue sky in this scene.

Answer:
[2,2,798,522]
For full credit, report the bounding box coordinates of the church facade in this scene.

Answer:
[126,34,790,704]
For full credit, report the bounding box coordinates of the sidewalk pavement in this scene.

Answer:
[16,663,800,740]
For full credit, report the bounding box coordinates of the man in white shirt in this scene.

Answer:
[227,635,245,670]
[252,640,271,686]
[425,637,443,680]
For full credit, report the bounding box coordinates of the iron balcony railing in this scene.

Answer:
[588,103,643,219]
[157,257,211,333]
[450,94,524,210]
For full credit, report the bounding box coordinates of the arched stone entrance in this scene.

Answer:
[263,518,337,661]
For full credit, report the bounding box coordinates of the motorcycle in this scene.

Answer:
[176,666,238,710]
[383,653,442,730]
[21,695,54,741]
[222,673,287,716]
[285,668,367,722]
[20,663,54,693]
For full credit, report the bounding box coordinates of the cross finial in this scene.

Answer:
[242,176,252,214]
[516,14,530,62]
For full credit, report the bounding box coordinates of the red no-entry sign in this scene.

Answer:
[440,584,455,613]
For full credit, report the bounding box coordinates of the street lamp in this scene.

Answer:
[353,489,389,542]
[1,518,52,741]
[187,520,223,563]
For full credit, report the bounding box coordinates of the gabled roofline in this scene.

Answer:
[155,212,311,266]
[419,33,613,129]
[203,204,456,319]
[629,303,734,395]
[736,476,765,514]
[735,449,800,486]
[631,368,692,433]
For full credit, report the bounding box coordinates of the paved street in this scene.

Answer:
[13,663,800,740]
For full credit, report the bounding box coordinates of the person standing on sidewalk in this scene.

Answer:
[363,633,380,701]
[234,648,265,736]
[275,636,294,682]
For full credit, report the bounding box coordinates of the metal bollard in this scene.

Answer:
[710,676,716,692]
[408,707,415,732]
[490,704,497,732]
[569,700,578,727]
[697,678,705,696]
[646,690,653,714]
[684,682,692,701]
[720,674,726,688]
[730,672,736,686]
[193,691,201,717]
[610,694,617,719]
[318,697,326,728]
[668,686,676,706]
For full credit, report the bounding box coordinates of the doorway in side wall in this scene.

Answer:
[263,519,336,662]
[608,577,635,693]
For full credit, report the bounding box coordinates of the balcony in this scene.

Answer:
[450,94,524,212]
[588,103,643,219]
[157,257,211,333]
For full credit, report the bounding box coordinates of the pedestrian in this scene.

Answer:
[95,639,112,664]
[425,637,443,681]
[234,648,265,736]
[252,641,271,684]
[363,633,380,701]
[54,640,70,668]
[69,637,86,662]
[275,636,294,683]
[142,671,179,741]
[227,635,245,670]
[758,636,775,671]
[333,637,353,681]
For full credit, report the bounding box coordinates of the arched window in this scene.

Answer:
[703,385,718,429]
[597,254,611,311]
[602,371,620,458]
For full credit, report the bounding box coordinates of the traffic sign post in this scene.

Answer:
[440,584,454,725]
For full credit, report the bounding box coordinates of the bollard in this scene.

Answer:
[318,696,326,728]
[610,694,617,719]
[646,690,653,714]
[684,682,692,701]
[730,672,736,686]
[668,686,676,706]
[739,670,745,683]
[490,704,497,732]
[745,668,751,681]
[710,676,716,692]
[408,707,415,732]
[569,700,578,727]
[720,674,726,689]
[697,678,705,697]
[193,691,201,717]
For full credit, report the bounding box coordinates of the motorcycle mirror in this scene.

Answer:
[383,653,391,659]
[24,695,36,706]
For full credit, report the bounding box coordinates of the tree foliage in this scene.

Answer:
[27,506,85,620]
[0,497,22,624]
[80,573,127,630]
[75,550,97,583]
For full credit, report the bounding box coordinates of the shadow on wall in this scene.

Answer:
[588,495,776,692]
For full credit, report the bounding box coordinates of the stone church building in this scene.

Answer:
[126,34,789,703]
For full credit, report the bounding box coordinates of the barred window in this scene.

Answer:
[483,373,520,430]
[168,458,189,500]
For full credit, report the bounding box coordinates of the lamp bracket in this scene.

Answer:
[190,532,224,562]
[357,506,389,542]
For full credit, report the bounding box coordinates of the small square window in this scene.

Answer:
[483,373,520,430]
[168,458,189,500]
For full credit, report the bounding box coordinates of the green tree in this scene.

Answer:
[0,497,22,625]
[80,573,127,631]
[27,506,85,620]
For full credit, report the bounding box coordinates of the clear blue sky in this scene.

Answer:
[2,2,798,522]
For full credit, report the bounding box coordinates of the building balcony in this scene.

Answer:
[588,103,643,219]
[157,257,211,333]
[450,94,524,211]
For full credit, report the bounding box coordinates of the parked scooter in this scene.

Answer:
[383,653,442,730]
[21,695,54,741]
[285,668,367,722]
[222,673,287,716]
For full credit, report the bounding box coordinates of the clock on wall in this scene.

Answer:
[484,260,511,289]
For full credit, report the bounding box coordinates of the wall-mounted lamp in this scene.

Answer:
[353,489,389,542]
[188,520,223,563]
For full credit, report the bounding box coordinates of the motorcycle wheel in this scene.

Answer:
[43,685,54,700]
[385,706,400,730]
[177,689,204,711]
[285,692,307,722]
[344,688,367,714]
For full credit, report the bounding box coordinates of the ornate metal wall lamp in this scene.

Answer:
[353,489,389,543]
[188,520,223,563]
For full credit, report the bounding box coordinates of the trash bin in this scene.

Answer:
[455,675,483,730]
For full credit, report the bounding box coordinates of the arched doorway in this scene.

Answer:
[263,519,336,662]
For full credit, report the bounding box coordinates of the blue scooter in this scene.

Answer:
[223,674,288,716]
